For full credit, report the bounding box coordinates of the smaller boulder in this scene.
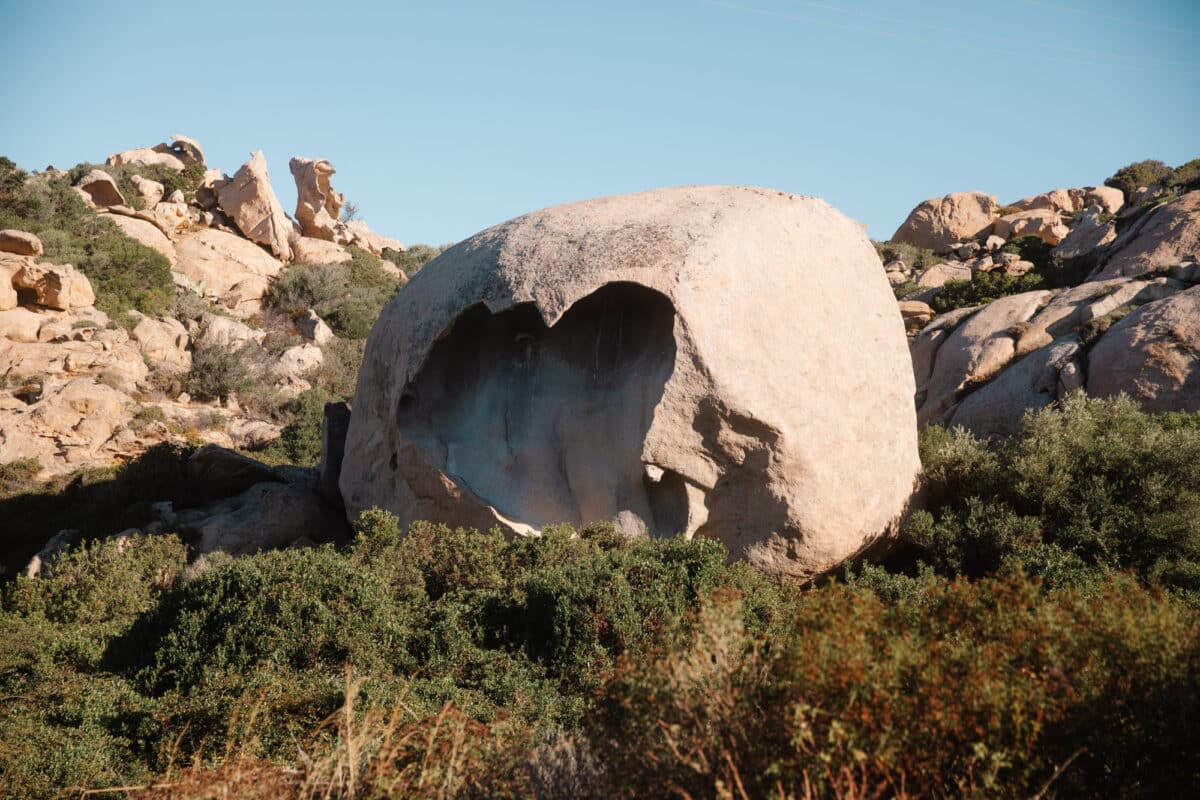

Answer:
[898,300,935,331]
[0,307,43,342]
[129,312,191,369]
[0,229,43,257]
[107,147,184,171]
[77,170,126,207]
[993,209,1070,246]
[297,309,334,344]
[130,175,165,207]
[13,263,95,310]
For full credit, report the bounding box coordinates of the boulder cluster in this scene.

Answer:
[889,183,1200,436]
[0,134,405,480]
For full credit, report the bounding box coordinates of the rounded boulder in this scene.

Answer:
[340,186,920,580]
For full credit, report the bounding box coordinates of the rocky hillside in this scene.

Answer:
[883,158,1200,437]
[0,135,437,483]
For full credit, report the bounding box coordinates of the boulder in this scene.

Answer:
[107,147,184,171]
[898,300,935,331]
[105,214,178,265]
[129,312,191,369]
[186,444,282,496]
[993,209,1070,246]
[1013,189,1077,215]
[915,261,972,288]
[76,169,125,208]
[171,481,349,556]
[0,229,43,257]
[296,309,334,344]
[1084,186,1124,215]
[275,343,323,381]
[1088,286,1200,412]
[290,157,344,241]
[1090,191,1200,280]
[0,263,17,311]
[0,307,43,342]
[291,235,352,264]
[916,290,1052,426]
[165,134,205,166]
[1052,207,1116,262]
[130,174,165,207]
[217,151,294,261]
[12,262,95,310]
[890,191,1000,253]
[174,228,285,316]
[947,336,1084,437]
[194,313,264,350]
[911,306,979,408]
[318,401,351,506]
[340,185,920,581]
[344,219,404,256]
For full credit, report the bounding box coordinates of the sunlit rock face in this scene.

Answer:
[340,186,920,580]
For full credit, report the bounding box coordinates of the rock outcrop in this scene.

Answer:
[341,185,920,581]
[891,191,1000,253]
[290,157,344,241]
[217,151,293,261]
[1091,191,1200,280]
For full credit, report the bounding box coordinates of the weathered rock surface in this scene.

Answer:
[993,209,1070,245]
[0,229,43,257]
[217,151,293,261]
[174,228,285,316]
[129,312,191,369]
[130,174,165,207]
[916,290,1052,426]
[891,191,1000,253]
[290,157,344,241]
[947,336,1084,437]
[344,219,404,256]
[1052,207,1116,261]
[105,214,178,265]
[77,169,126,208]
[341,185,920,581]
[1091,191,1200,280]
[1088,286,1200,412]
[107,147,184,171]
[291,235,352,264]
[12,262,95,311]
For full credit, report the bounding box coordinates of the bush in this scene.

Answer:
[185,342,253,401]
[873,239,942,268]
[264,248,399,340]
[0,458,41,499]
[590,572,1200,799]
[1168,158,1200,193]
[908,394,1200,598]
[255,388,329,465]
[1105,159,1173,197]
[383,243,443,276]
[930,269,1046,313]
[0,158,174,318]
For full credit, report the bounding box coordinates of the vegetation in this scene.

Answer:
[930,269,1045,313]
[382,242,444,276]
[0,156,175,319]
[1,396,1200,797]
[1104,159,1174,197]
[265,247,400,339]
[872,239,941,269]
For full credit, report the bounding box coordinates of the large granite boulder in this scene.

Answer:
[891,191,1000,253]
[1091,191,1200,280]
[217,151,294,261]
[340,186,920,581]
[1088,286,1200,412]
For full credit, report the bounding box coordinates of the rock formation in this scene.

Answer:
[217,151,294,261]
[891,191,1001,253]
[341,186,920,581]
[290,157,344,241]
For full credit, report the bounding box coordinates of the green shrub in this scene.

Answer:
[908,394,1200,598]
[0,158,174,318]
[255,388,329,465]
[1105,159,1173,196]
[873,239,942,268]
[383,242,443,276]
[930,269,1046,313]
[0,458,41,499]
[1168,157,1200,193]
[264,248,399,340]
[186,342,253,401]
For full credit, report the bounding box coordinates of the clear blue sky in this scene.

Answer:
[2,0,1198,246]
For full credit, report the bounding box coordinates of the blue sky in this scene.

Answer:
[2,0,1198,246]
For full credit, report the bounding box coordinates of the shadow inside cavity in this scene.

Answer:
[395,282,684,532]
